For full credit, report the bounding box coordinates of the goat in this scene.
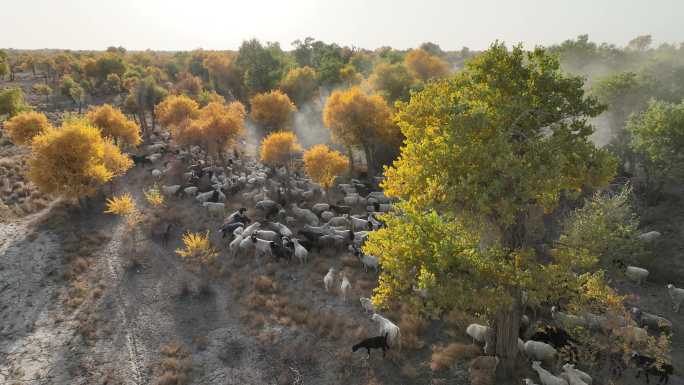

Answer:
[352,333,390,358]
[371,314,401,350]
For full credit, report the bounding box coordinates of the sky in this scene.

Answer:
[1,0,682,51]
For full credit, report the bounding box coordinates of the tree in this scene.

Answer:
[323,87,396,174]
[3,111,51,145]
[250,90,296,132]
[0,88,30,118]
[192,101,246,157]
[176,231,218,270]
[419,42,445,57]
[28,119,133,201]
[32,83,52,104]
[303,144,349,196]
[236,39,286,95]
[627,35,653,51]
[404,48,450,82]
[203,52,244,101]
[369,62,415,104]
[279,66,319,106]
[87,104,142,147]
[259,131,302,180]
[133,76,168,132]
[627,99,684,188]
[94,53,127,82]
[0,59,9,80]
[339,64,363,87]
[364,44,617,378]
[174,72,203,98]
[155,94,200,131]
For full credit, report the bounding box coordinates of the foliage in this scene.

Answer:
[627,99,684,183]
[155,94,200,131]
[102,138,134,178]
[303,144,349,189]
[323,87,397,172]
[28,119,131,199]
[203,52,244,100]
[404,49,450,82]
[87,104,141,146]
[187,101,246,155]
[197,90,225,107]
[0,87,30,118]
[32,83,52,101]
[279,66,318,106]
[259,131,302,170]
[365,43,618,373]
[105,193,137,216]
[369,62,415,104]
[176,231,218,266]
[236,39,286,95]
[250,90,296,132]
[144,184,165,208]
[3,111,51,145]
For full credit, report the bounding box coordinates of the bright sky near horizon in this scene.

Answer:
[1,0,682,51]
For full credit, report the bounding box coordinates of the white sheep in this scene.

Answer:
[203,202,225,217]
[147,153,162,163]
[241,222,261,237]
[561,365,588,385]
[291,239,308,264]
[239,236,255,255]
[269,222,293,237]
[183,186,199,196]
[357,253,379,273]
[350,216,371,231]
[151,168,163,179]
[561,363,592,385]
[631,307,673,332]
[523,341,557,364]
[340,274,351,302]
[324,268,336,292]
[667,283,684,312]
[327,215,350,227]
[466,323,491,344]
[253,230,279,242]
[229,234,244,256]
[638,230,661,242]
[320,211,335,222]
[196,190,216,203]
[371,313,401,350]
[311,203,330,216]
[625,266,649,285]
[551,306,587,328]
[532,361,568,385]
[291,203,319,226]
[359,297,375,314]
[161,185,181,196]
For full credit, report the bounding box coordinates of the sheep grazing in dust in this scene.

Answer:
[561,363,592,385]
[340,274,351,302]
[324,268,336,292]
[667,283,684,313]
[531,361,568,385]
[371,313,401,351]
[625,265,649,285]
[523,340,557,365]
[466,323,491,345]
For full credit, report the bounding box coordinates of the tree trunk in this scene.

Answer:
[362,144,374,177]
[151,110,156,129]
[494,295,522,381]
[347,146,354,177]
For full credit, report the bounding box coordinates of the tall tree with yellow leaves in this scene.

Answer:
[192,101,246,158]
[28,119,132,204]
[155,94,200,133]
[87,104,141,147]
[322,87,396,174]
[3,111,51,145]
[279,66,319,106]
[260,131,302,184]
[250,90,296,132]
[303,144,349,199]
[404,48,450,82]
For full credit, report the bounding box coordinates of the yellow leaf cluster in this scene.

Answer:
[3,111,51,145]
[279,66,318,106]
[303,144,349,189]
[155,94,200,131]
[175,230,218,266]
[250,90,296,132]
[259,131,302,168]
[144,184,165,207]
[404,48,450,82]
[323,87,396,148]
[87,104,141,146]
[105,193,137,216]
[176,101,246,155]
[28,119,132,199]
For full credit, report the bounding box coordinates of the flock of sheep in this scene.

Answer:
[136,131,683,384]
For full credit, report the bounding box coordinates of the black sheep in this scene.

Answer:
[219,222,244,239]
[352,333,389,358]
[270,242,293,262]
[131,154,151,168]
[632,352,672,385]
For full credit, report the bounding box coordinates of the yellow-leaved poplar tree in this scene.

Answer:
[250,90,296,132]
[322,87,397,174]
[195,101,246,156]
[303,144,349,196]
[3,111,51,145]
[279,66,318,106]
[87,104,141,146]
[260,131,302,178]
[155,94,200,132]
[404,48,450,82]
[28,119,132,201]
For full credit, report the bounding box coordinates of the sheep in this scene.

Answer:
[625,266,649,285]
[239,235,255,255]
[327,215,350,227]
[253,230,280,242]
[371,313,401,350]
[551,306,588,328]
[318,234,346,250]
[161,185,182,196]
[291,203,319,225]
[147,153,163,163]
[270,241,293,262]
[343,195,366,206]
[268,221,292,237]
[219,221,244,238]
[561,364,592,385]
[291,238,308,264]
[638,231,661,242]
[249,234,272,258]
[350,216,372,231]
[561,367,588,385]
[529,325,577,353]
[340,274,351,302]
[311,203,330,216]
[241,222,261,237]
[631,307,673,333]
[360,297,375,314]
[196,190,217,203]
[320,211,335,222]
[324,268,336,292]
[183,186,199,196]
[354,250,379,273]
[582,312,608,332]
[531,361,568,385]
[631,352,673,385]
[151,168,163,179]
[466,323,492,344]
[229,234,244,256]
[352,333,389,358]
[203,202,225,217]
[523,341,557,364]
[667,283,684,312]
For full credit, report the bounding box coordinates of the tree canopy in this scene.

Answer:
[303,144,349,190]
[259,131,302,171]
[87,104,141,146]
[3,111,51,145]
[404,48,450,82]
[280,66,319,106]
[250,90,296,132]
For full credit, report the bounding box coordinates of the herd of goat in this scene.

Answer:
[133,135,682,385]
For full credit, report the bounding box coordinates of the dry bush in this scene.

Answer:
[75,307,99,341]
[64,279,90,309]
[430,343,481,371]
[468,356,499,385]
[63,257,91,281]
[255,275,277,293]
[399,308,428,350]
[155,342,192,385]
[0,155,51,217]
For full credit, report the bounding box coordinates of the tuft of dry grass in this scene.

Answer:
[468,356,499,385]
[430,343,482,372]
[155,342,192,385]
[254,275,277,293]
[399,308,428,350]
